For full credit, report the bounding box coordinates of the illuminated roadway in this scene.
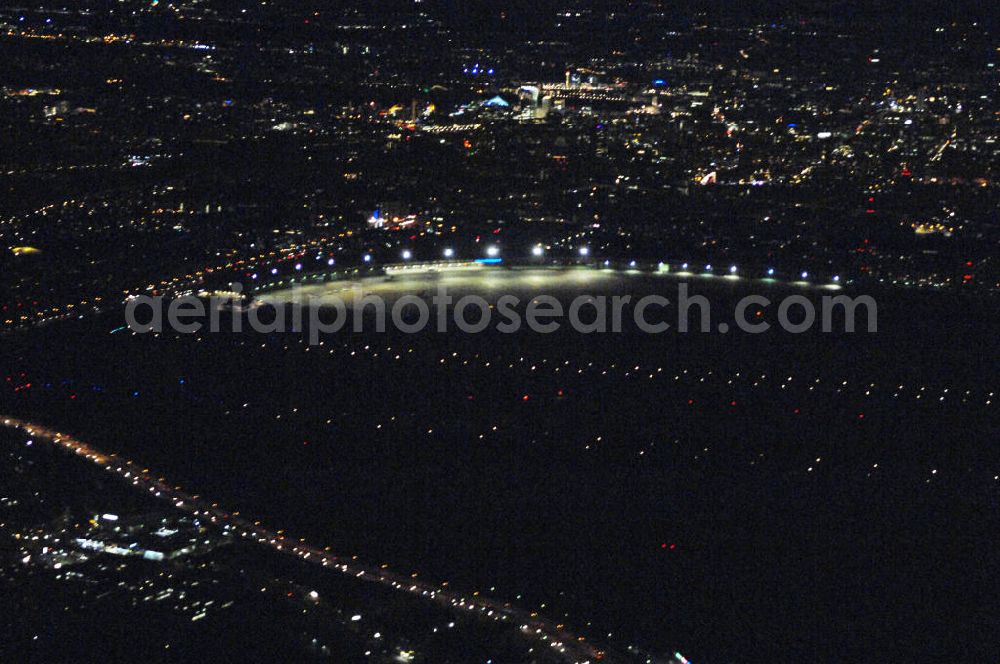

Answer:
[1,416,613,664]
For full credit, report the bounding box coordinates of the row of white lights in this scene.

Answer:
[393,245,540,261]
[397,249,836,281]
[675,262,837,282]
[270,248,839,283]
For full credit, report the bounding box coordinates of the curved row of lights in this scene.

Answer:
[370,245,556,261]
[260,246,841,286]
[393,245,570,260]
[673,262,839,283]
[396,248,838,282]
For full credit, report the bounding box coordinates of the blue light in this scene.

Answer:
[654,79,666,86]
[475,258,503,264]
[767,268,775,276]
